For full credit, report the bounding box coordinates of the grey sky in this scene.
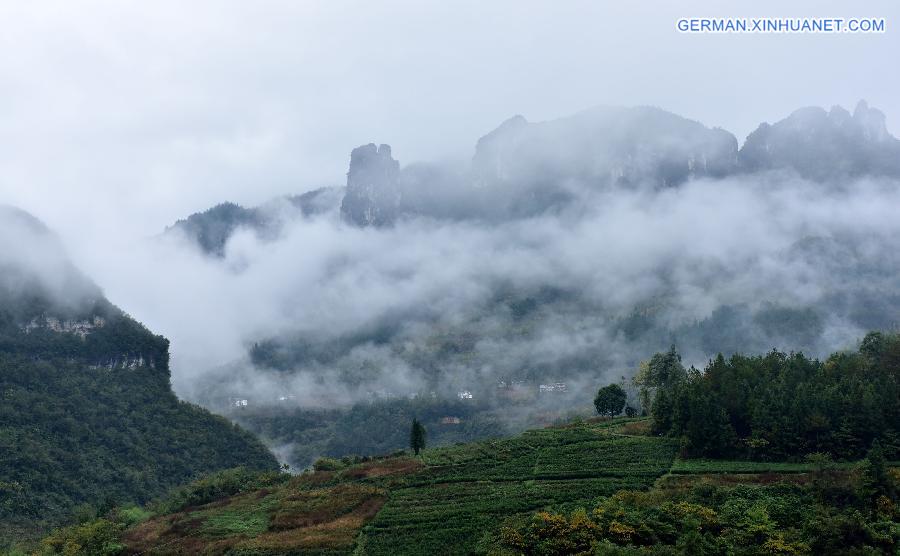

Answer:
[1,0,898,246]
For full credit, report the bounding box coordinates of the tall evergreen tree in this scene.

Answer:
[410,418,427,456]
[858,439,894,501]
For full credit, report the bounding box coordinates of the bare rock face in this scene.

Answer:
[739,100,900,181]
[340,143,402,226]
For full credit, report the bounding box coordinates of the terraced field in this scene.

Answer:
[359,420,678,555]
[120,418,679,555]
[124,478,390,555]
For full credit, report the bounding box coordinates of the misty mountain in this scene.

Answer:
[340,106,740,226]
[0,206,278,540]
[740,100,900,181]
[341,101,898,226]
[167,105,745,236]
[145,102,900,468]
[170,101,900,240]
[164,187,343,256]
[471,107,739,187]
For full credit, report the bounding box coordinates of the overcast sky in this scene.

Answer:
[1,0,898,246]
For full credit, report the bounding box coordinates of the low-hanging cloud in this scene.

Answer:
[71,170,900,407]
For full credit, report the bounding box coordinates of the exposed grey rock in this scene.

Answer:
[340,143,402,226]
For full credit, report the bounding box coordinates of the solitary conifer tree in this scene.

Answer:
[410,418,427,456]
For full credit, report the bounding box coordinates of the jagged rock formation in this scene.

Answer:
[340,143,403,226]
[338,107,741,226]
[336,107,741,225]
[168,101,898,237]
[739,100,900,181]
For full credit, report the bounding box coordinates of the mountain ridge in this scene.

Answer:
[166,100,900,244]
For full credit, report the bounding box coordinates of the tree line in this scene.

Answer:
[627,332,899,461]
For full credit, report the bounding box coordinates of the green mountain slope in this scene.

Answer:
[0,207,278,542]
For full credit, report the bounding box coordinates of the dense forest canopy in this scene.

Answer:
[641,332,900,461]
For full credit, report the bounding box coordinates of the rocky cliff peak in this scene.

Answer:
[341,143,403,226]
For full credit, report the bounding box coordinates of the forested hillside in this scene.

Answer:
[0,207,278,543]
